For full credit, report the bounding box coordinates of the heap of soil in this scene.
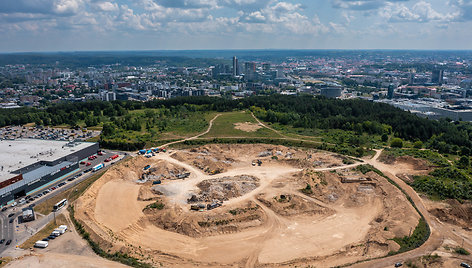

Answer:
[429,200,472,229]
[256,193,334,217]
[172,149,236,175]
[380,154,430,171]
[189,175,260,203]
[145,201,265,237]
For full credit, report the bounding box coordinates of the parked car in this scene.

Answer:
[7,213,14,218]
[9,218,14,223]
[1,207,7,212]
[394,263,403,267]
[42,238,50,241]
[47,235,56,240]
[0,239,5,244]
[461,263,471,268]
[80,161,86,165]
[5,240,11,245]
[86,162,91,166]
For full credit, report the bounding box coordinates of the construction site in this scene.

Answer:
[70,144,429,267]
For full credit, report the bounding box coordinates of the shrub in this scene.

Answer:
[390,138,403,148]
[413,140,423,149]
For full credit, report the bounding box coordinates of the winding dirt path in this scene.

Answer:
[350,149,472,267]
[159,113,222,148]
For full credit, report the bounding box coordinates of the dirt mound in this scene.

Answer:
[234,122,262,132]
[379,154,430,171]
[172,149,235,175]
[256,193,334,217]
[429,200,472,229]
[396,155,430,170]
[145,201,264,237]
[138,160,190,183]
[189,175,260,203]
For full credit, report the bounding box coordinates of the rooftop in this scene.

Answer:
[0,139,95,180]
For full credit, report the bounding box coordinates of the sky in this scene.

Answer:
[0,0,471,52]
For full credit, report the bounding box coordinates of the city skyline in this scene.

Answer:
[1,0,472,52]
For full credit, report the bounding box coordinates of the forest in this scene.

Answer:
[1,95,472,154]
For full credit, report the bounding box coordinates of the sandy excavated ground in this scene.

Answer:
[74,144,421,267]
[234,122,262,132]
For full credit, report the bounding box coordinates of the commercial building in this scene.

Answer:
[232,56,239,77]
[244,62,257,81]
[320,85,343,98]
[0,139,99,206]
[432,69,444,84]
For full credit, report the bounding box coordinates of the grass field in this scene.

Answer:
[203,111,282,138]
[20,214,67,249]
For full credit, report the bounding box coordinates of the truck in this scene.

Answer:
[35,241,48,248]
[51,230,61,237]
[58,225,68,232]
[54,228,65,235]
[207,201,222,210]
[92,163,104,172]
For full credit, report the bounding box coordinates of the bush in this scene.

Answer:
[300,184,313,194]
[455,247,470,255]
[391,138,404,148]
[413,140,423,149]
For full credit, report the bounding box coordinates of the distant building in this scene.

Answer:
[432,69,444,84]
[262,63,271,72]
[244,62,256,81]
[387,84,395,99]
[320,86,343,98]
[232,56,239,76]
[276,67,285,79]
[408,73,415,85]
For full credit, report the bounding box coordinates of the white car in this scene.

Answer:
[10,202,17,207]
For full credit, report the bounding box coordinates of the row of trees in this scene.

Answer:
[1,95,472,153]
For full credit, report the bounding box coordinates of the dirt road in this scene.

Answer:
[350,150,472,267]
[160,113,221,148]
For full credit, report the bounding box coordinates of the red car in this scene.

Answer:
[104,158,111,162]
[86,162,91,166]
[97,151,103,156]
[80,161,86,165]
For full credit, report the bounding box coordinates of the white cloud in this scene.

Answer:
[381,1,455,23]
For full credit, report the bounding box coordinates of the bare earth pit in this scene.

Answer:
[234,122,263,132]
[74,144,421,267]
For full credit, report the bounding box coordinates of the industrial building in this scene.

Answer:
[0,139,99,206]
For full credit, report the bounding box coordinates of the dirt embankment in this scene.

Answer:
[256,193,334,217]
[189,175,260,203]
[294,167,420,254]
[379,154,430,170]
[172,144,353,173]
[145,201,265,238]
[429,199,472,229]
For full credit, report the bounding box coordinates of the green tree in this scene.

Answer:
[381,134,389,142]
[413,141,423,149]
[457,156,470,169]
[391,138,404,148]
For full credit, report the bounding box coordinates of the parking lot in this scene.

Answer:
[0,149,125,255]
[0,126,100,141]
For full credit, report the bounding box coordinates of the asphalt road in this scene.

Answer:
[0,150,127,256]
